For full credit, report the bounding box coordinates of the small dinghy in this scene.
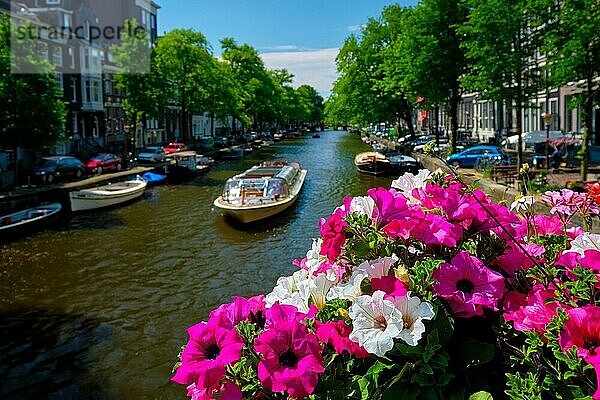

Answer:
[69,178,147,212]
[0,203,62,238]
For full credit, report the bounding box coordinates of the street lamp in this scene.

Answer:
[543,112,553,170]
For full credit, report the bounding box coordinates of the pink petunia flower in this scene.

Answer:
[371,275,409,297]
[264,302,317,329]
[185,380,242,400]
[209,295,265,330]
[315,320,370,358]
[432,252,505,318]
[504,284,566,334]
[172,321,244,389]
[559,306,600,400]
[495,243,546,277]
[319,212,348,262]
[411,213,464,248]
[254,321,325,398]
[368,187,412,226]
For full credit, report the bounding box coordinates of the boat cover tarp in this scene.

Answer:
[141,172,167,183]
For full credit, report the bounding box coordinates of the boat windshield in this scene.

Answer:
[222,177,289,203]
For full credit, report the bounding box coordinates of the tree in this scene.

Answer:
[0,15,66,182]
[111,18,163,148]
[221,38,275,133]
[393,0,468,152]
[460,0,545,169]
[295,85,324,128]
[532,0,600,181]
[153,29,221,142]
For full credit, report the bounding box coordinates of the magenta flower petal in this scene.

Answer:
[560,306,600,399]
[255,321,324,398]
[172,321,244,388]
[432,252,504,318]
[504,284,565,334]
[371,275,409,297]
[315,320,370,358]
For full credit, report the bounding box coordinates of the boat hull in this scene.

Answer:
[214,169,307,223]
[0,203,62,238]
[69,180,147,212]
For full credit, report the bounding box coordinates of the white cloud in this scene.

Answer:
[348,24,365,32]
[258,45,302,52]
[260,47,339,98]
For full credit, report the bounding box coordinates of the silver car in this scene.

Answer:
[137,146,165,163]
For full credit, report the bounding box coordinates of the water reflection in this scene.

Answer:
[0,131,394,399]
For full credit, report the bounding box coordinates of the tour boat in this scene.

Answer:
[213,161,307,223]
[354,151,391,176]
[69,178,147,212]
[0,203,62,237]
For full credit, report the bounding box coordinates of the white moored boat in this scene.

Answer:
[213,162,307,223]
[69,178,147,212]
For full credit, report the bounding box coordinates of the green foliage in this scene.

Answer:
[0,15,66,152]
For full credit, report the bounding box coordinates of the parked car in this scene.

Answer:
[446,145,509,168]
[137,146,166,163]
[214,136,231,148]
[85,153,123,175]
[33,156,85,184]
[164,142,187,154]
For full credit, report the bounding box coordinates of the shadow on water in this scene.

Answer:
[0,308,114,400]
[215,204,298,235]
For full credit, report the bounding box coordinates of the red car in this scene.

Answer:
[164,142,187,154]
[85,153,123,174]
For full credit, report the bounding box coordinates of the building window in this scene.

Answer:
[104,79,112,95]
[550,100,558,131]
[54,74,63,92]
[63,13,72,28]
[40,42,48,60]
[83,48,89,69]
[52,46,63,67]
[70,78,77,102]
[83,20,90,41]
[93,81,100,102]
[46,0,60,4]
[85,80,91,102]
[68,47,75,68]
[72,112,78,133]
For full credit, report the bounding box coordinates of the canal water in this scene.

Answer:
[0,131,393,399]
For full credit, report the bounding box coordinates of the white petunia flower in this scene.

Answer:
[349,196,376,218]
[265,269,311,313]
[305,238,329,274]
[391,169,431,202]
[327,270,368,301]
[349,290,404,357]
[356,255,399,279]
[307,270,338,309]
[510,195,535,213]
[564,233,600,255]
[391,292,435,346]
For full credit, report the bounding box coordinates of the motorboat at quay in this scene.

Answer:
[164,151,211,179]
[213,161,307,223]
[0,203,62,238]
[354,151,391,176]
[69,178,148,212]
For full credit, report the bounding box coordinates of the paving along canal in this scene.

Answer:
[0,131,395,399]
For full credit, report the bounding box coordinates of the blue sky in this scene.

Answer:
[155,0,416,97]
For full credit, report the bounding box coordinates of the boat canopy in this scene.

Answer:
[222,163,301,205]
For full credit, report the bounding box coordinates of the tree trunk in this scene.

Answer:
[449,89,460,154]
[580,77,593,182]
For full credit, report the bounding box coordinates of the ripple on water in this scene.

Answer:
[0,131,395,399]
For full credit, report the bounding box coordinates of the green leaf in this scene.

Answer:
[468,391,493,400]
[456,338,495,370]
[382,381,419,400]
